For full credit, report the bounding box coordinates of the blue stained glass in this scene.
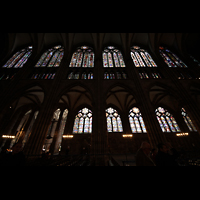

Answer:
[89,52,94,67]
[78,117,84,133]
[89,117,92,133]
[42,51,54,67]
[35,52,48,67]
[47,52,60,67]
[107,117,112,132]
[103,46,125,68]
[112,117,118,132]
[73,107,92,134]
[35,46,64,68]
[129,117,136,133]
[131,52,140,67]
[73,117,79,133]
[54,51,64,67]
[117,116,123,132]
[156,107,181,132]
[83,52,89,67]
[129,107,147,133]
[103,53,108,67]
[113,52,120,67]
[131,46,157,68]
[139,116,147,132]
[2,51,20,68]
[166,116,176,132]
[108,52,113,67]
[106,107,123,132]
[2,46,32,69]
[117,52,126,67]
[41,74,46,79]
[70,46,94,68]
[135,52,145,67]
[159,47,187,68]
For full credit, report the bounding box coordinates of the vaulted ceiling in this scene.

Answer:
[11,86,44,111]
[59,85,93,111]
[106,86,136,111]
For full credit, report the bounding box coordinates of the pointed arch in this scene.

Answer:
[106,107,123,133]
[69,46,94,68]
[130,46,157,68]
[159,46,187,68]
[73,107,92,134]
[155,106,181,132]
[2,46,32,69]
[129,107,147,133]
[103,46,125,68]
[35,45,64,68]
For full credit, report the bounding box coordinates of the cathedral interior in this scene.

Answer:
[0,33,200,166]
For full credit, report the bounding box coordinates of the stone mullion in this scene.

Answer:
[126,58,165,147]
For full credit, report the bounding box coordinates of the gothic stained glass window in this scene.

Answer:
[2,46,32,68]
[104,71,127,80]
[73,108,92,134]
[103,46,126,68]
[69,46,94,68]
[129,107,147,133]
[43,108,61,152]
[130,46,157,68]
[35,45,64,67]
[155,107,181,132]
[54,109,69,154]
[181,108,197,132]
[106,107,123,132]
[159,46,188,68]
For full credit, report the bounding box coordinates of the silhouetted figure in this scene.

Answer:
[135,141,156,166]
[155,143,179,166]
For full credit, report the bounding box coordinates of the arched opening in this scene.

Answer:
[0,85,44,152]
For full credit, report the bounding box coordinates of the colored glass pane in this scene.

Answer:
[131,52,140,67]
[117,52,126,67]
[78,117,84,133]
[140,52,151,67]
[108,52,113,67]
[159,47,187,68]
[70,46,94,68]
[129,107,147,133]
[181,108,197,132]
[130,46,157,68]
[35,46,64,67]
[103,46,126,68]
[156,107,181,132]
[2,46,32,69]
[113,52,120,67]
[135,52,145,67]
[106,107,123,132]
[73,107,92,134]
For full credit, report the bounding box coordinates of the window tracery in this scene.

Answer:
[35,45,64,68]
[2,46,32,69]
[68,46,94,80]
[69,46,94,68]
[129,107,147,133]
[103,46,125,68]
[73,108,92,134]
[1,46,32,80]
[30,45,63,80]
[106,107,123,132]
[159,46,187,68]
[155,107,180,132]
[130,46,157,68]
